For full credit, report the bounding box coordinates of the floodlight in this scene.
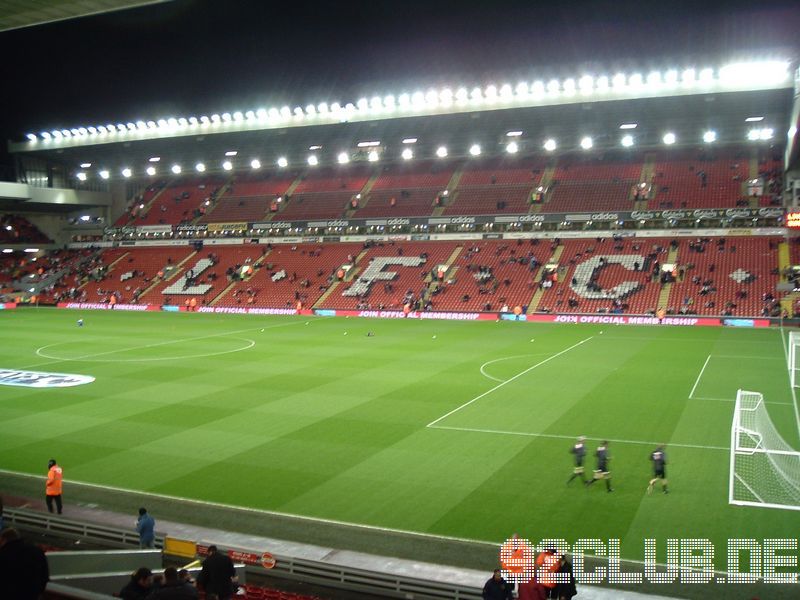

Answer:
[664,70,678,87]
[499,84,513,99]
[698,68,714,84]
[531,81,545,96]
[543,138,557,152]
[53,130,63,138]
[436,146,448,158]
[469,144,481,156]
[279,106,291,118]
[337,152,350,164]
[596,75,609,91]
[87,127,97,134]
[621,135,634,147]
[41,132,51,140]
[455,88,469,102]
[411,92,426,107]
[307,155,319,166]
[516,82,529,96]
[277,157,288,168]
[398,93,411,108]
[506,141,519,154]
[255,109,267,121]
[425,89,439,106]
[171,165,182,174]
[401,148,413,160]
[384,95,396,109]
[293,107,304,117]
[149,156,160,162]
[195,163,206,173]
[619,123,637,130]
[225,151,238,156]
[99,170,110,180]
[547,79,560,94]
[121,168,132,178]
[579,75,594,94]
[402,137,417,144]
[317,102,329,114]
[26,133,36,141]
[470,87,483,100]
[367,150,379,162]
[663,132,676,145]
[177,118,188,126]
[146,166,157,176]
[507,130,523,137]
[562,78,576,95]
[370,96,383,110]
[612,73,626,88]
[484,85,497,100]
[232,111,244,121]
[646,71,662,88]
[628,73,643,88]
[745,116,764,122]
[221,113,232,122]
[76,172,87,181]
[222,160,233,171]
[357,98,369,111]
[703,130,717,143]
[80,163,92,168]
[580,136,593,150]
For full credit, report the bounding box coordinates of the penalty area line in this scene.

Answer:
[427,336,593,428]
[427,425,728,451]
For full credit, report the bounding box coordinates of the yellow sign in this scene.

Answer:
[164,537,198,559]
[207,222,248,232]
[786,212,800,229]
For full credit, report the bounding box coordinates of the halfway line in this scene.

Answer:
[427,336,593,427]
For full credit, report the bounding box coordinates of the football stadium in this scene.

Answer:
[1,1,800,599]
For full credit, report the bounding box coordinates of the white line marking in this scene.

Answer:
[691,396,795,406]
[36,337,256,363]
[688,354,712,400]
[781,329,800,438]
[16,319,308,371]
[713,355,784,361]
[479,354,550,383]
[427,337,593,428]
[428,424,728,451]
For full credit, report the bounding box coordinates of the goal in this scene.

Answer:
[729,390,800,511]
[788,331,800,388]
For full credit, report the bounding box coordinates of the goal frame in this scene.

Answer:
[729,389,800,511]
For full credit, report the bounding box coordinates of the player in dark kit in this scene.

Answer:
[647,445,668,494]
[567,436,587,484]
[586,441,613,492]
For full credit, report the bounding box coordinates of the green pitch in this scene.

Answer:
[1,308,799,567]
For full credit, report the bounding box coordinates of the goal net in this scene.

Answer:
[729,390,800,511]
[788,331,800,388]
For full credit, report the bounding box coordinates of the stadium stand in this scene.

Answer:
[667,236,781,316]
[0,214,51,243]
[291,166,370,194]
[427,240,552,312]
[79,246,195,304]
[545,155,643,213]
[135,178,225,225]
[214,242,362,309]
[445,157,545,215]
[353,161,453,218]
[202,173,297,223]
[321,241,459,310]
[115,182,169,226]
[535,238,668,315]
[651,149,750,208]
[278,191,354,220]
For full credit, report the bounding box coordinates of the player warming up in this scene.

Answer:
[586,441,613,492]
[567,436,587,485]
[647,445,668,494]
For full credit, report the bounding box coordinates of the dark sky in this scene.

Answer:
[0,0,797,168]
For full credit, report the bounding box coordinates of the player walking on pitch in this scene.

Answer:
[567,436,588,485]
[647,445,668,494]
[586,441,613,492]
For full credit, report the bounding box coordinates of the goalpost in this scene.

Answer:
[788,331,800,389]
[729,389,800,511]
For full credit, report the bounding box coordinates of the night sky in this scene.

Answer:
[0,0,797,176]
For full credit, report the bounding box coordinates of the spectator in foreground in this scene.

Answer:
[119,567,153,600]
[145,566,197,599]
[556,554,577,599]
[482,568,514,600]
[197,545,236,600]
[136,507,156,549]
[0,527,50,600]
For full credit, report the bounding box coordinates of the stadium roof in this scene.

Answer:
[9,83,793,183]
[0,0,169,32]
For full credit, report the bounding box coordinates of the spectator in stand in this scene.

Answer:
[136,507,156,549]
[119,567,153,600]
[197,545,236,600]
[45,459,62,514]
[0,527,50,600]
[482,568,514,600]
[146,566,197,599]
